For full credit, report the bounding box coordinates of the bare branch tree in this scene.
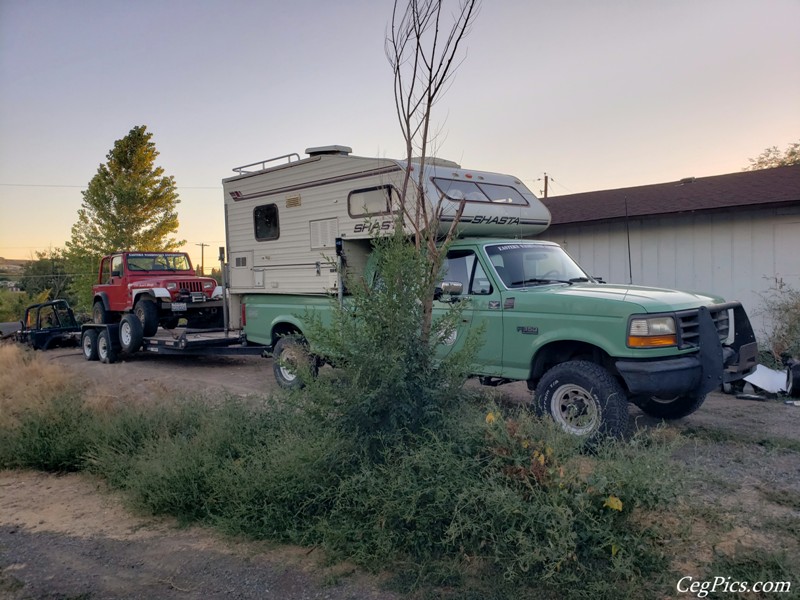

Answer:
[386,0,480,337]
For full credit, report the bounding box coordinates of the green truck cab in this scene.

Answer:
[223,147,758,438]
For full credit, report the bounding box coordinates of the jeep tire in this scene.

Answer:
[534,360,629,440]
[133,299,159,337]
[92,301,108,324]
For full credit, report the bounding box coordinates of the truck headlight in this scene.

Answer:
[627,316,677,348]
[203,281,214,290]
[166,282,177,290]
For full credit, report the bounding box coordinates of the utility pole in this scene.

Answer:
[543,172,549,199]
[195,242,209,275]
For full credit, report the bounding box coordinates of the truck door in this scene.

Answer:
[434,249,504,373]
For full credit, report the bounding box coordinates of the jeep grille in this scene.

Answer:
[176,281,204,293]
[676,307,730,349]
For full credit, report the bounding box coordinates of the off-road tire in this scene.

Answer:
[634,393,706,419]
[119,314,144,353]
[97,329,118,364]
[92,301,108,324]
[534,360,629,440]
[272,336,317,390]
[81,329,99,361]
[134,299,159,337]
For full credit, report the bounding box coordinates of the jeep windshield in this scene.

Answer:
[126,253,192,272]
[485,243,591,288]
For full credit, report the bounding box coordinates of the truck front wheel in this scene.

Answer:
[133,299,159,337]
[534,361,629,440]
[272,336,317,390]
[633,393,706,419]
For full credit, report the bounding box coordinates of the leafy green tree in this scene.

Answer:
[18,249,74,302]
[65,125,184,308]
[745,139,800,170]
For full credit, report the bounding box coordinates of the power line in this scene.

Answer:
[0,183,220,190]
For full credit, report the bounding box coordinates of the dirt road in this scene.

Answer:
[2,346,799,599]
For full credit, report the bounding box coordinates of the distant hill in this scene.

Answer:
[0,258,29,272]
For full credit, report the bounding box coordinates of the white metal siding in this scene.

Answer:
[537,207,800,337]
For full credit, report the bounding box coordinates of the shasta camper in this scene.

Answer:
[223,146,758,439]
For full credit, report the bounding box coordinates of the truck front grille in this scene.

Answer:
[676,307,730,349]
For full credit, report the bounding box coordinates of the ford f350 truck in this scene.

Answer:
[222,145,758,438]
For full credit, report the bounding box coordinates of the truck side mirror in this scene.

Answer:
[435,281,464,301]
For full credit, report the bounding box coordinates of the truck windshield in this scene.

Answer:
[485,243,591,288]
[127,253,192,272]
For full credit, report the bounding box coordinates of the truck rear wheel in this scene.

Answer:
[534,361,629,440]
[134,299,159,337]
[634,393,706,419]
[97,329,118,364]
[119,314,144,353]
[92,301,108,324]
[82,329,99,361]
[272,336,317,390]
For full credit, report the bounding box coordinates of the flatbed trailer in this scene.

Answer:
[80,321,271,364]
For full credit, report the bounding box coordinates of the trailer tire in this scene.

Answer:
[787,364,800,398]
[97,329,118,364]
[273,336,317,390]
[81,329,99,361]
[119,314,144,353]
[134,299,159,337]
[633,393,706,419]
[92,301,108,324]
[534,361,629,440]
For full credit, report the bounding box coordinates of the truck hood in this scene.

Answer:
[511,282,726,315]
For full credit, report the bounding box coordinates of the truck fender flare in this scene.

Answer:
[94,292,111,311]
[132,288,171,303]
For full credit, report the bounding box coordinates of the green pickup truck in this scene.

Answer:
[222,147,758,438]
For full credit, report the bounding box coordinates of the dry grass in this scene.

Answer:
[0,344,77,428]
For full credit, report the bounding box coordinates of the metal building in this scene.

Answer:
[536,164,800,338]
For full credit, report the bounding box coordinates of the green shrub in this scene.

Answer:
[0,391,94,472]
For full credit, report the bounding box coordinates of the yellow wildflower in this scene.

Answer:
[611,544,620,557]
[485,412,496,424]
[603,495,623,511]
[521,439,530,449]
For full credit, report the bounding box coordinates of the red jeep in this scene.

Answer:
[92,251,223,336]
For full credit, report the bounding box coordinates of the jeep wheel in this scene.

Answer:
[272,336,317,390]
[97,329,118,364]
[81,329,99,361]
[119,314,144,353]
[134,299,159,337]
[92,301,108,324]
[534,361,629,439]
[634,393,706,419]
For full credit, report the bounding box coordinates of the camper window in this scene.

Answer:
[433,178,529,206]
[254,204,280,241]
[348,185,396,217]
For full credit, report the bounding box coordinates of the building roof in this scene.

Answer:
[542,164,800,225]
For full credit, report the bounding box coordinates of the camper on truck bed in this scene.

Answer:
[223,145,758,439]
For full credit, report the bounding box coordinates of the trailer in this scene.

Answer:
[80,321,267,364]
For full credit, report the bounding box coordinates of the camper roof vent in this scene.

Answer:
[306,145,352,157]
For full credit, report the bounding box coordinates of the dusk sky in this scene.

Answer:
[1,0,798,268]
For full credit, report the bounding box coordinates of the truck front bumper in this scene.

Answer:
[616,303,758,398]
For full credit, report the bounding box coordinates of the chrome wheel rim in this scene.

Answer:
[550,383,599,436]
